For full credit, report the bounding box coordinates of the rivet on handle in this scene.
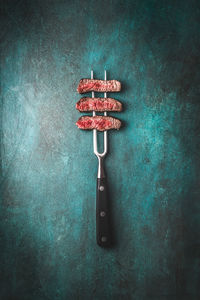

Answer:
[100,211,106,217]
[101,236,107,242]
[99,186,104,191]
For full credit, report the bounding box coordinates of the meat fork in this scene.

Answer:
[91,70,111,247]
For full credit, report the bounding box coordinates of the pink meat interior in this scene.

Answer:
[78,82,101,93]
[78,100,115,111]
[76,118,112,129]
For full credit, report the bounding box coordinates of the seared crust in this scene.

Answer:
[76,116,121,131]
[76,97,122,112]
[77,79,121,93]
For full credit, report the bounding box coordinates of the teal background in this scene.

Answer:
[1,0,200,299]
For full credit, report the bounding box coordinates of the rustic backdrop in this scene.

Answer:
[1,0,200,299]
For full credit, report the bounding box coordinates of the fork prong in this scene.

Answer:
[92,69,108,157]
[91,70,97,154]
[103,70,108,154]
[91,70,96,116]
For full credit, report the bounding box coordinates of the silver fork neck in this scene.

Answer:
[97,156,105,178]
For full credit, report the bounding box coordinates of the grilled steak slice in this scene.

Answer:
[76,116,121,131]
[77,79,121,93]
[76,97,122,112]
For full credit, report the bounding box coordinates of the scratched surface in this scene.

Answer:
[0,0,200,299]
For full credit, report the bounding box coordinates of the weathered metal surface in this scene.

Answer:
[0,0,200,299]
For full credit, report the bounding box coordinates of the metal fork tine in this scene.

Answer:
[91,70,95,116]
[103,70,108,154]
[91,70,108,157]
[91,70,97,154]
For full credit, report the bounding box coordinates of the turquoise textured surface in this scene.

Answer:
[1,0,200,299]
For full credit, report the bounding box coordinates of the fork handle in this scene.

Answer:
[96,177,111,247]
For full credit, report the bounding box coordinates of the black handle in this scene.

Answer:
[96,177,111,247]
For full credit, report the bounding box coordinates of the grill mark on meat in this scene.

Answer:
[76,97,122,112]
[76,116,121,131]
[77,79,121,93]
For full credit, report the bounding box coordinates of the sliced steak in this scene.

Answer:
[77,79,121,93]
[76,116,121,131]
[76,97,122,112]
